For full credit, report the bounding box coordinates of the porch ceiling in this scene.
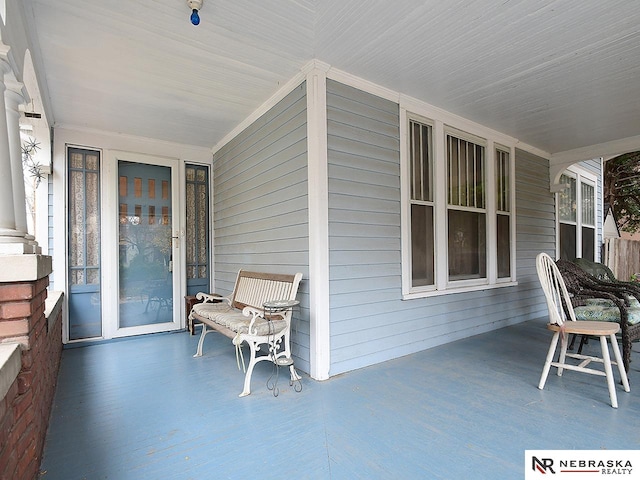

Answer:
[20,0,640,156]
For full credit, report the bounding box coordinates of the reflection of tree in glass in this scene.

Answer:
[119,219,171,297]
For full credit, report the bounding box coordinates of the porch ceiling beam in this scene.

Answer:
[549,134,640,191]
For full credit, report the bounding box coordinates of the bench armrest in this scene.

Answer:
[241,306,286,335]
[242,306,264,335]
[196,292,231,305]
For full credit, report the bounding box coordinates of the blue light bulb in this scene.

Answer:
[190,9,200,25]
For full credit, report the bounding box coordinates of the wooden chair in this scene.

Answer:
[536,253,630,408]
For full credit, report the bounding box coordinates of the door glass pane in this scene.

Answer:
[118,161,173,327]
[68,148,102,340]
[186,164,210,295]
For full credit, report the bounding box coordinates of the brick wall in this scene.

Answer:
[0,276,63,480]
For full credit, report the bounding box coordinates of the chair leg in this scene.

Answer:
[539,332,560,390]
[599,335,618,408]
[609,333,631,393]
[577,335,588,354]
[557,334,569,377]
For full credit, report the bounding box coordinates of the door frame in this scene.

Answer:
[53,129,214,345]
[103,150,183,339]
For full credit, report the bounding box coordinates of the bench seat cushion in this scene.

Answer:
[192,303,287,336]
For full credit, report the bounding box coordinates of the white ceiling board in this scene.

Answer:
[25,0,315,147]
[20,0,640,155]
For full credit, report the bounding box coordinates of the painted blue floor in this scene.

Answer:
[39,318,640,479]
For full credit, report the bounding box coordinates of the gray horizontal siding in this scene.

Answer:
[326,80,552,375]
[514,148,555,320]
[212,82,311,371]
[326,80,402,373]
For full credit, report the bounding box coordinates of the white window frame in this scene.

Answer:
[401,108,517,299]
[556,166,598,262]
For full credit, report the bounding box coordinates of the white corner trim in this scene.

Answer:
[325,64,552,159]
[302,59,330,76]
[306,65,331,382]
[211,68,308,156]
[514,141,550,160]
[214,58,553,162]
[327,68,400,104]
[324,64,530,153]
[400,95,517,148]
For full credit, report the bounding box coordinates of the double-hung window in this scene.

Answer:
[447,132,486,281]
[557,168,596,261]
[403,113,515,298]
[409,120,435,287]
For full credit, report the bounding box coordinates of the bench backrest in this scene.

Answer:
[230,270,303,311]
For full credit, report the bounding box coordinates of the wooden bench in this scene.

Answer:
[189,270,303,397]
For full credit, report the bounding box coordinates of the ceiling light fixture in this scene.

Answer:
[187,0,203,26]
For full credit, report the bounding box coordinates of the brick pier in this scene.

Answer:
[0,255,62,480]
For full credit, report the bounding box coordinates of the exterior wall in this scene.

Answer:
[210,78,559,378]
[326,81,551,375]
[0,262,63,480]
[211,83,311,371]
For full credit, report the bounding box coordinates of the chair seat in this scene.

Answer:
[574,304,640,325]
[547,321,620,336]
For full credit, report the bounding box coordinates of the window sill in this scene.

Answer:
[403,280,518,300]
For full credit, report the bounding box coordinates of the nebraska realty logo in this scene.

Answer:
[525,451,638,479]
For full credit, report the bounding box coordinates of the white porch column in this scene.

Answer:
[0,56,33,254]
[305,61,331,381]
[0,60,20,241]
[5,85,29,236]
